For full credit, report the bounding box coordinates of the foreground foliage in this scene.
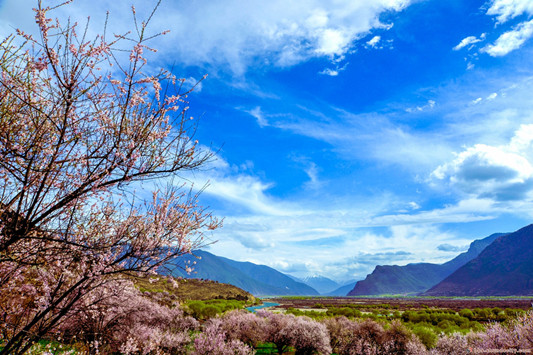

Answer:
[2,286,532,354]
[284,300,525,342]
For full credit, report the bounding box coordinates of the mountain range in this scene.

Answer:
[166,250,319,296]
[325,282,358,296]
[347,232,504,296]
[425,224,533,296]
[162,224,533,297]
[288,275,341,294]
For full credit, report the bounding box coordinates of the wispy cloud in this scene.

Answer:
[405,99,436,113]
[243,106,269,128]
[0,0,414,75]
[304,162,323,190]
[319,68,341,76]
[486,92,498,100]
[437,243,468,253]
[483,19,533,56]
[200,169,507,279]
[486,0,533,24]
[453,0,533,58]
[453,34,485,51]
[269,107,453,171]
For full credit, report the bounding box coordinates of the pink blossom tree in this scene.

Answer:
[57,279,199,354]
[430,333,470,355]
[257,311,331,355]
[429,311,533,355]
[0,1,219,353]
[322,317,425,355]
[219,310,268,348]
[470,310,533,353]
[322,316,357,353]
[257,310,295,354]
[192,318,254,355]
[283,315,331,355]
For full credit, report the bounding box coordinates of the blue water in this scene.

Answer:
[246,302,280,313]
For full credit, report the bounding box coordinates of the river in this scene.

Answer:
[246,302,280,313]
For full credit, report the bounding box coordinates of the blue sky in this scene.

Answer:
[2,0,533,283]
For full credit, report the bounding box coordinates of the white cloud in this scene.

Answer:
[408,201,420,210]
[245,106,269,128]
[453,35,485,51]
[319,62,348,76]
[182,77,203,93]
[232,233,275,250]
[366,35,381,48]
[509,124,533,151]
[405,99,436,113]
[369,200,496,225]
[457,1,533,58]
[210,215,475,280]
[432,124,533,201]
[0,0,411,75]
[319,68,340,76]
[205,177,281,214]
[482,19,533,56]
[437,243,468,252]
[487,92,498,100]
[306,9,329,29]
[315,28,352,56]
[181,150,297,217]
[304,162,322,190]
[486,0,533,24]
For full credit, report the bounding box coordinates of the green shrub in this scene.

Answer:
[459,308,474,320]
[188,301,205,319]
[412,325,438,349]
[202,304,221,318]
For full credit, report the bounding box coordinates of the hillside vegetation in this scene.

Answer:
[133,275,258,303]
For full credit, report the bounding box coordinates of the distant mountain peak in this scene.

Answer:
[299,275,340,294]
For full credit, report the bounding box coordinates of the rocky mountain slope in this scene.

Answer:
[348,233,504,296]
[424,225,533,296]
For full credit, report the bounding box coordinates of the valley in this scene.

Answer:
[266,296,533,313]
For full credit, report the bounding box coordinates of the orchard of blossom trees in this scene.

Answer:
[1,1,533,354]
[194,310,533,355]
